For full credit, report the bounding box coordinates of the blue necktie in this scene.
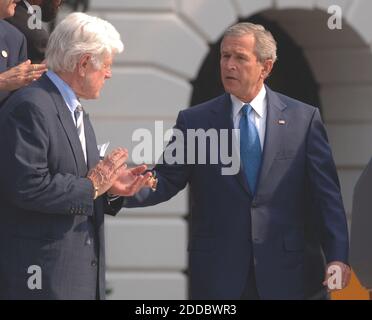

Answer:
[239,104,262,194]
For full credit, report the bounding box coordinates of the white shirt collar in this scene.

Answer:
[231,85,267,118]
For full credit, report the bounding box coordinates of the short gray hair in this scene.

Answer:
[223,22,277,63]
[46,12,124,72]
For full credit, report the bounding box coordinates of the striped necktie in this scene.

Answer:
[74,105,87,164]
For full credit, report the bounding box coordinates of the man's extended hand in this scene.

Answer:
[108,165,154,196]
[323,261,351,291]
[87,148,128,198]
[0,60,47,91]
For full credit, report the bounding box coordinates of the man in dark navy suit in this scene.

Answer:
[0,0,46,107]
[118,23,351,300]
[0,12,151,299]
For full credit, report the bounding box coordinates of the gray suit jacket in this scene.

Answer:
[0,74,122,299]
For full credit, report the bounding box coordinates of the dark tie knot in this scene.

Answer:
[241,104,252,117]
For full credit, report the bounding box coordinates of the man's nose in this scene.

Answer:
[105,70,112,79]
[226,58,237,70]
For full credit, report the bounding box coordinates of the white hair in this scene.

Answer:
[46,12,124,72]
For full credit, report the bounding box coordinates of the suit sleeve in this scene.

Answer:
[0,86,9,106]
[1,101,95,216]
[18,33,28,62]
[0,33,28,106]
[306,108,349,264]
[103,194,124,216]
[123,110,192,208]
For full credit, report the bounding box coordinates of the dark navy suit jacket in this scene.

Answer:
[0,20,27,106]
[0,75,122,299]
[124,87,349,300]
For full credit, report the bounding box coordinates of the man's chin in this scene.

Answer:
[222,85,238,96]
[79,93,100,100]
[222,79,239,89]
[7,8,16,18]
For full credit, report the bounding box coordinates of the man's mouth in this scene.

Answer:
[225,76,238,81]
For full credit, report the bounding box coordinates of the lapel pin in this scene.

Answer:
[1,50,8,58]
[278,120,286,125]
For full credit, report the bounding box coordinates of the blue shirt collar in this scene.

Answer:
[46,70,81,113]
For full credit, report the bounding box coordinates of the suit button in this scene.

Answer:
[91,260,97,267]
[251,202,257,208]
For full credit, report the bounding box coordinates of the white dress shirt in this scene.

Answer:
[231,85,267,151]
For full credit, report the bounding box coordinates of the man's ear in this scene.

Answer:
[77,54,91,77]
[262,59,274,79]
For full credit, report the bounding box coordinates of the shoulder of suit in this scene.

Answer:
[271,89,318,115]
[0,20,25,43]
[3,80,55,116]
[180,93,228,117]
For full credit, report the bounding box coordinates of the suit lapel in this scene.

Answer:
[209,94,252,196]
[256,86,288,191]
[40,75,88,176]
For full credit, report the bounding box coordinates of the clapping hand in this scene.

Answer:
[0,60,47,91]
[108,165,154,196]
[87,148,128,198]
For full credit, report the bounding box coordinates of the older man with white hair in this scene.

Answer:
[0,12,151,300]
